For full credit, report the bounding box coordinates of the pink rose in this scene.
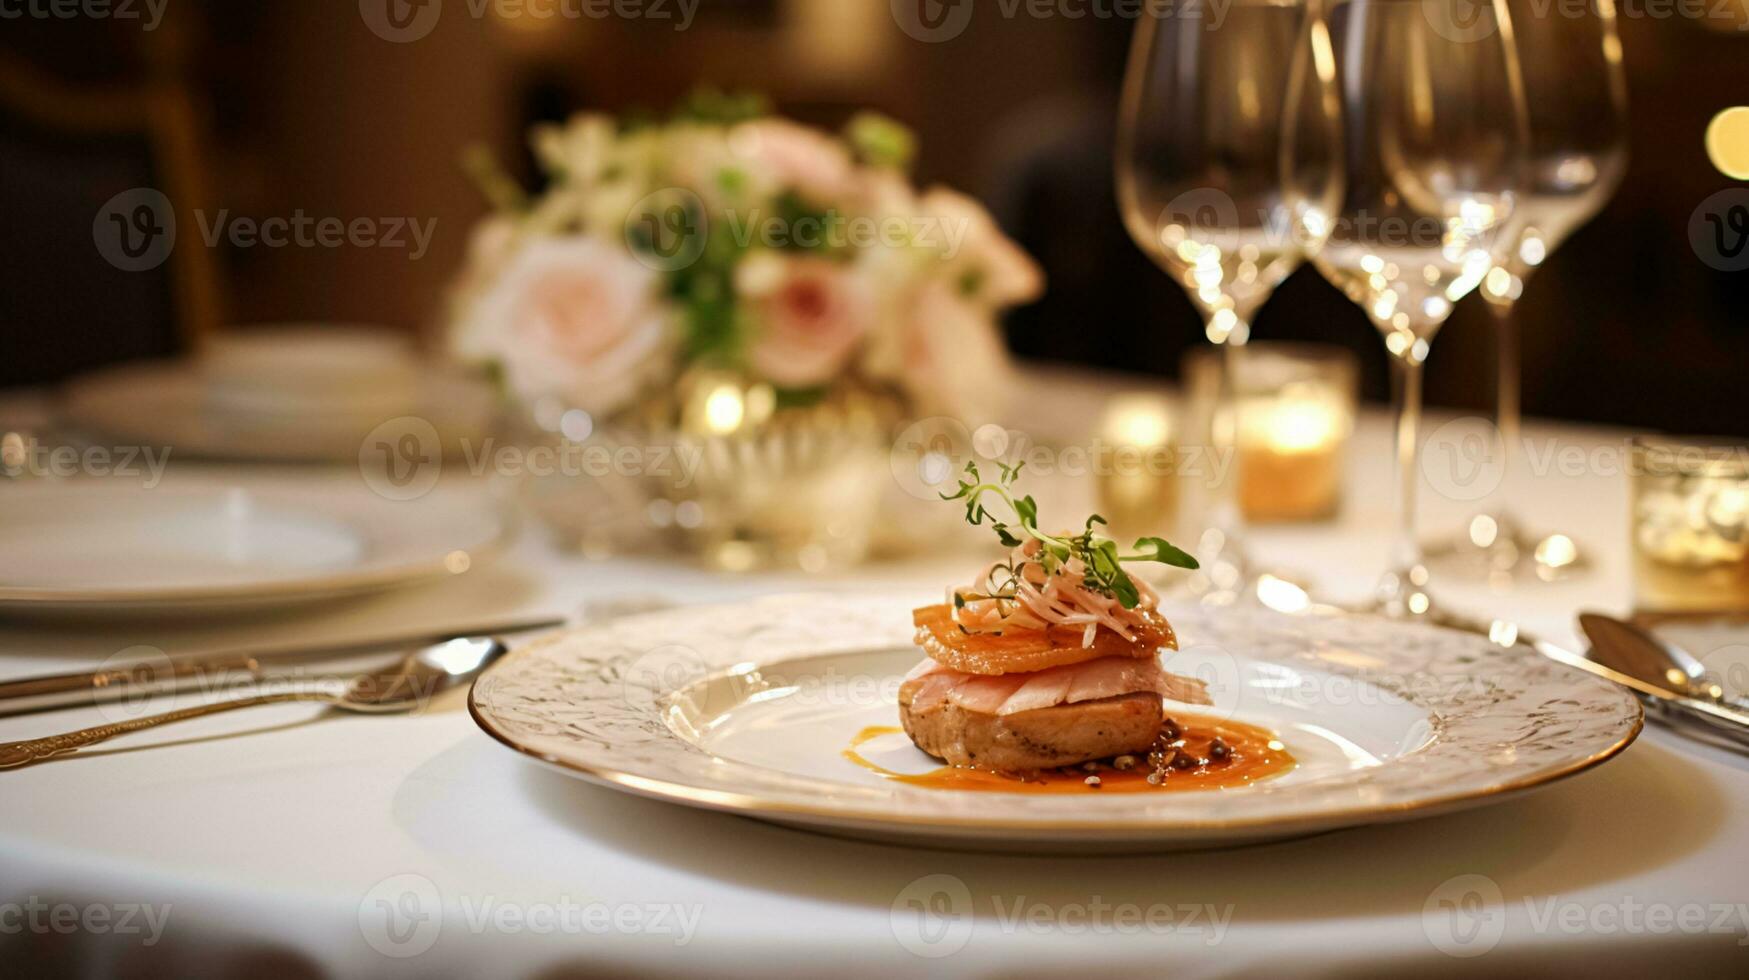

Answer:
[730,119,856,203]
[740,254,872,389]
[457,236,670,417]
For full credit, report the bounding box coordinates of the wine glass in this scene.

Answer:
[1116,0,1330,603]
[1289,0,1528,617]
[1429,0,1630,583]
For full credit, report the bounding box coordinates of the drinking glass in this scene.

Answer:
[1289,0,1528,617]
[1631,438,1749,615]
[1431,0,1630,583]
[1116,0,1331,602]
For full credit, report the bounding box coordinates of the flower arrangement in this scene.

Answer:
[448,91,1043,427]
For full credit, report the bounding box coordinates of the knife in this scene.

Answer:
[1579,612,1749,712]
[1535,638,1749,745]
[0,616,565,718]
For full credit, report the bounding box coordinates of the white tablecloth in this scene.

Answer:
[3,387,1747,978]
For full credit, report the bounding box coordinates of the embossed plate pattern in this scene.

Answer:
[470,594,1641,851]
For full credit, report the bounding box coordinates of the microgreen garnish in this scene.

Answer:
[942,461,1198,610]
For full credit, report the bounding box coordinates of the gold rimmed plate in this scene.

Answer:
[470,594,1641,852]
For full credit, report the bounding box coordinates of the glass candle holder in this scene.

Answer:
[1631,437,1749,614]
[1186,343,1359,524]
[1095,392,1180,542]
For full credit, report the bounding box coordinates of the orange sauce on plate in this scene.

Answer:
[844,713,1295,794]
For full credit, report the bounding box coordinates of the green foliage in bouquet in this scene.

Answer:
[450,87,1042,423]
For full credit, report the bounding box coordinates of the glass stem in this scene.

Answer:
[1210,335,1248,555]
[1389,350,1426,579]
[1488,298,1521,506]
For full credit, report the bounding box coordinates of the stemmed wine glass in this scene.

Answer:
[1429,0,1630,583]
[1116,0,1331,603]
[1288,0,1528,617]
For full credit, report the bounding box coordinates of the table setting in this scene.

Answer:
[4,1,1749,977]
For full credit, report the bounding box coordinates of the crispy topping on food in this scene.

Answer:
[939,461,1196,647]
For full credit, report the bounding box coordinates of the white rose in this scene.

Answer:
[919,187,1044,308]
[454,236,671,417]
[892,278,1015,422]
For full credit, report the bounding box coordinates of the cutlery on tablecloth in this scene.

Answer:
[0,636,510,769]
[1427,610,1749,749]
[1580,613,1749,711]
[1578,612,1749,750]
[0,617,563,718]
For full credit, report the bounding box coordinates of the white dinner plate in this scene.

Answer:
[470,594,1642,852]
[0,478,508,617]
[63,360,495,463]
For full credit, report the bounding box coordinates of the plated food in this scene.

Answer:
[894,462,1287,790]
[470,592,1642,851]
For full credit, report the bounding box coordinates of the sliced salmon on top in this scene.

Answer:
[911,603,1177,676]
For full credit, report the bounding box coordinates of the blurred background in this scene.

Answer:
[3,0,1745,431]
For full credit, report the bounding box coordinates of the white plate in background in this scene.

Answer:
[0,478,508,617]
[63,359,495,463]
